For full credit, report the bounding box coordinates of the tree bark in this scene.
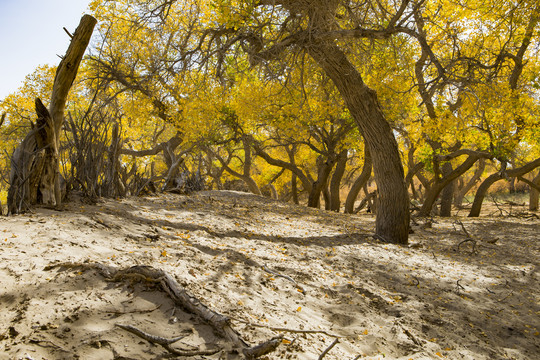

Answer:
[468,158,540,217]
[307,155,336,208]
[344,145,372,214]
[307,42,409,243]
[7,15,96,213]
[291,172,299,204]
[439,162,454,217]
[529,171,540,211]
[329,149,348,212]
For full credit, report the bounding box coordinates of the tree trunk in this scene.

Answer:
[529,171,540,211]
[307,42,409,244]
[469,158,540,217]
[439,162,454,217]
[344,145,372,214]
[7,15,96,214]
[307,156,335,208]
[291,172,299,204]
[454,158,485,208]
[329,149,348,212]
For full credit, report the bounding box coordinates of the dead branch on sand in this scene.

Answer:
[45,262,282,359]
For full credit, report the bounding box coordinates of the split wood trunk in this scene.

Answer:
[7,15,96,214]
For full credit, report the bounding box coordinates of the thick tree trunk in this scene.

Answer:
[7,15,96,214]
[529,171,540,211]
[439,162,454,217]
[344,145,372,214]
[307,42,409,244]
[468,158,540,217]
[329,149,348,212]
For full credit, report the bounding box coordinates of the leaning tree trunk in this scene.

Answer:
[308,41,409,244]
[468,158,540,217]
[7,15,96,214]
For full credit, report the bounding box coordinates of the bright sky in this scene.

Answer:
[0,0,92,100]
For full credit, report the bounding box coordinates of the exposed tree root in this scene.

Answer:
[115,323,219,357]
[45,262,282,359]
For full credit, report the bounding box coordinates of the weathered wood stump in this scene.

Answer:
[7,15,96,214]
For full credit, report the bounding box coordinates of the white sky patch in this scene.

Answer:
[0,0,91,99]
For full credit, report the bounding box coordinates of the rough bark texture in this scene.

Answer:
[468,158,540,217]
[439,162,454,217]
[344,146,372,214]
[307,42,409,243]
[329,150,348,212]
[529,171,540,211]
[307,155,336,208]
[291,172,299,204]
[7,15,96,213]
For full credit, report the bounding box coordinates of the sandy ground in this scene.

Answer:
[0,190,538,360]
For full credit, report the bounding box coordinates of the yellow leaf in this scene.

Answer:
[296,306,302,312]
[435,352,442,357]
[161,250,168,257]
[282,339,291,344]
[363,329,368,335]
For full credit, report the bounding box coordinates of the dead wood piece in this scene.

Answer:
[263,265,305,293]
[243,335,283,359]
[318,338,339,360]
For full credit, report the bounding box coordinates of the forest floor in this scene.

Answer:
[0,190,538,360]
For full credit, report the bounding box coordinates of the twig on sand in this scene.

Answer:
[456,279,466,293]
[453,221,478,254]
[263,264,306,294]
[454,220,471,238]
[457,238,478,255]
[318,338,339,360]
